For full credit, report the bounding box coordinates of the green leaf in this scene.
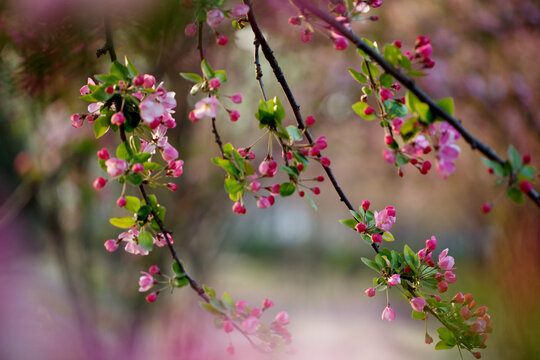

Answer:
[347,68,367,83]
[143,162,163,171]
[350,210,363,223]
[293,152,309,166]
[507,145,522,170]
[224,178,244,194]
[91,85,113,102]
[396,153,409,166]
[482,158,505,177]
[180,72,203,83]
[125,57,138,77]
[281,165,299,177]
[126,174,143,186]
[382,231,394,242]
[411,310,426,320]
[379,73,393,88]
[403,244,420,274]
[172,276,189,288]
[269,97,285,123]
[405,90,421,113]
[124,196,141,213]
[134,153,151,163]
[232,150,245,172]
[138,231,153,251]
[279,182,296,197]
[361,257,382,272]
[93,116,110,138]
[137,205,152,221]
[94,74,121,84]
[214,70,227,83]
[384,99,408,118]
[434,341,454,350]
[200,59,215,79]
[200,302,223,316]
[506,186,524,204]
[190,83,202,96]
[211,157,240,177]
[437,98,454,116]
[304,192,318,211]
[352,102,376,121]
[109,217,136,228]
[116,142,131,160]
[383,44,407,68]
[172,262,184,276]
[520,165,536,180]
[437,328,456,346]
[339,218,357,230]
[361,60,379,78]
[110,61,129,80]
[286,125,303,142]
[407,70,427,77]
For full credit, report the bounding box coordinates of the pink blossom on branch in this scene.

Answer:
[381,305,396,322]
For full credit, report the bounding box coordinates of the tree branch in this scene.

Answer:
[244,0,379,253]
[292,0,540,208]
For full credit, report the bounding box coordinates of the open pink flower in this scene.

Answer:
[105,158,128,177]
[192,97,219,120]
[242,316,259,334]
[387,274,401,287]
[138,271,154,292]
[438,248,455,271]
[374,207,396,232]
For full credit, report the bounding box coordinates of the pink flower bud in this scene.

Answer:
[334,3,346,14]
[460,306,471,319]
[93,177,107,190]
[372,233,382,243]
[258,160,278,177]
[415,35,430,47]
[437,281,448,293]
[250,308,262,318]
[132,163,145,173]
[364,106,375,115]
[145,292,158,303]
[229,110,240,122]
[133,75,144,86]
[416,43,432,58]
[105,86,114,94]
[362,200,370,210]
[97,148,110,160]
[355,222,366,233]
[380,88,393,101]
[257,197,271,209]
[410,297,427,312]
[425,333,433,344]
[309,146,321,157]
[274,311,290,326]
[105,158,128,177]
[385,135,394,145]
[385,205,396,217]
[299,190,305,197]
[320,157,331,167]
[523,153,531,165]
[209,78,221,89]
[111,112,125,126]
[474,306,488,316]
[270,184,281,195]
[149,265,160,274]
[116,196,127,207]
[167,183,178,191]
[464,293,474,304]
[365,287,376,297]
[452,292,465,303]
[315,136,328,150]
[312,186,320,195]
[393,40,402,48]
[217,34,228,46]
[333,36,348,51]
[182,22,196,37]
[232,4,250,17]
[207,9,225,28]
[232,201,246,214]
[519,180,533,193]
[263,298,274,309]
[104,239,118,252]
[250,180,261,192]
[188,110,199,122]
[230,93,243,104]
[143,74,156,89]
[289,16,302,26]
[444,271,457,283]
[426,236,437,251]
[305,115,315,126]
[473,352,481,359]
[71,114,84,128]
[297,163,304,171]
[223,320,234,333]
[481,202,493,214]
[301,29,313,42]
[387,274,401,286]
[317,176,325,182]
[371,0,383,8]
[381,305,395,322]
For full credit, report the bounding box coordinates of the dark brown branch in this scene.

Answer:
[243,0,379,253]
[212,117,225,157]
[97,18,117,62]
[292,0,540,208]
[253,39,268,101]
[197,21,205,62]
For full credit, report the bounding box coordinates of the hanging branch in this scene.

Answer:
[292,0,540,208]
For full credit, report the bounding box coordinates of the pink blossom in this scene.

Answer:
[381,305,396,322]
[209,78,221,89]
[460,306,471,319]
[452,292,465,303]
[207,9,225,28]
[371,0,383,8]
[119,229,149,256]
[438,248,455,271]
[232,202,246,214]
[230,93,243,104]
[387,274,401,287]
[132,163,145,174]
[162,143,179,162]
[97,148,110,160]
[232,4,250,17]
[333,36,348,50]
[274,311,290,326]
[116,196,127,207]
[168,160,184,177]
[192,97,219,120]
[223,321,234,333]
[426,236,437,251]
[184,23,197,37]
[138,271,154,292]
[416,43,432,58]
[471,318,487,333]
[111,112,125,126]
[301,29,313,42]
[149,265,160,274]
[167,183,178,191]
[71,114,84,128]
[104,239,118,252]
[437,281,448,293]
[263,298,274,309]
[105,158,128,177]
[145,292,158,303]
[217,34,228,46]
[226,344,234,355]
[257,197,271,209]
[250,180,261,192]
[372,233,382,243]
[365,287,375,297]
[305,115,315,126]
[315,136,328,150]
[444,270,457,283]
[133,75,144,86]
[289,16,302,26]
[140,99,165,126]
[250,308,262,318]
[258,160,278,177]
[229,110,240,122]
[382,149,396,164]
[410,297,427,312]
[143,74,156,89]
[380,88,393,101]
[236,301,249,313]
[93,177,107,190]
[374,207,396,231]
[404,134,430,156]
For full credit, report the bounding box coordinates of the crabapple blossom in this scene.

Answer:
[223,321,234,333]
[387,274,401,286]
[149,265,160,274]
[365,287,376,297]
[93,177,107,190]
[232,4,250,17]
[116,196,127,207]
[229,110,240,122]
[426,236,437,251]
[105,158,128,177]
[372,233,382,243]
[438,248,455,271]
[263,298,274,309]
[305,115,315,126]
[374,207,396,231]
[242,316,259,334]
[381,305,396,322]
[230,93,242,104]
[145,292,158,303]
[104,239,118,252]
[192,97,219,120]
[110,112,125,126]
[184,23,197,37]
[410,297,427,312]
[217,34,228,46]
[138,272,154,292]
[274,311,290,326]
[97,148,110,160]
[206,9,225,28]
[258,160,278,177]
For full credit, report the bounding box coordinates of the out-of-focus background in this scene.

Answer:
[0,0,539,359]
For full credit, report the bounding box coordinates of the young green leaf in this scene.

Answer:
[138,231,153,251]
[109,217,136,228]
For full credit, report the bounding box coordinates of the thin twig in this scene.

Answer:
[243,0,379,253]
[253,39,268,101]
[292,0,540,207]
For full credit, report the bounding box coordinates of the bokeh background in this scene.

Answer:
[0,0,539,359]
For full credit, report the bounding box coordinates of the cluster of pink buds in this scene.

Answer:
[399,36,435,69]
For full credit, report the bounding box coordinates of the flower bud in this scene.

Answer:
[116,196,127,207]
[305,115,315,126]
[365,287,376,297]
[355,222,366,233]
